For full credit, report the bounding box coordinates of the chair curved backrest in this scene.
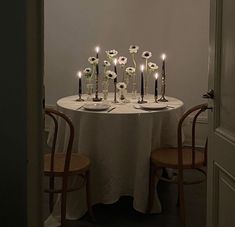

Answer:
[177,103,208,169]
[45,108,74,174]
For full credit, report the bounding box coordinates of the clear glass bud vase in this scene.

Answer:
[86,78,93,101]
[102,80,109,101]
[131,74,137,99]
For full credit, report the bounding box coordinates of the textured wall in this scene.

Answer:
[44,0,210,109]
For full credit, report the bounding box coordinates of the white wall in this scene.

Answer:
[44,0,210,110]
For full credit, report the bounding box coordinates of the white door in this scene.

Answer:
[207,0,235,226]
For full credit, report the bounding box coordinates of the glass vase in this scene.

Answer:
[102,80,109,101]
[118,89,129,103]
[86,79,93,101]
[131,75,137,99]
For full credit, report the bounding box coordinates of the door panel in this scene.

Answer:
[220,0,235,137]
[214,163,235,227]
[207,0,235,226]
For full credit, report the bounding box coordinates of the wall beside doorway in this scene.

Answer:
[44,0,210,145]
[44,0,209,109]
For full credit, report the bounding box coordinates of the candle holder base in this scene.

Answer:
[76,97,84,102]
[112,100,119,104]
[138,100,147,104]
[158,96,168,102]
[93,97,102,102]
[154,96,158,103]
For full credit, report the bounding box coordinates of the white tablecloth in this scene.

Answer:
[45,94,184,227]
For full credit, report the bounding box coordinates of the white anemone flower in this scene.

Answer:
[148,62,159,72]
[129,45,139,54]
[116,82,127,90]
[106,49,118,58]
[83,67,92,77]
[118,56,127,66]
[103,60,111,67]
[105,70,117,80]
[142,51,152,59]
[125,67,136,76]
[88,57,99,65]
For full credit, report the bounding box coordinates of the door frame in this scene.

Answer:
[207,0,235,226]
[26,0,44,226]
[207,0,221,225]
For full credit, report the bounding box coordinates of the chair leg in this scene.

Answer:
[86,170,95,221]
[178,171,186,227]
[147,162,157,213]
[49,176,54,213]
[60,178,68,227]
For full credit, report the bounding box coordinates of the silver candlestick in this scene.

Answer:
[158,54,168,102]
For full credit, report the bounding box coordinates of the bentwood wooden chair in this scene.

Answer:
[147,104,208,227]
[44,108,94,227]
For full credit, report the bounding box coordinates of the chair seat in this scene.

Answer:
[44,153,90,176]
[151,147,205,169]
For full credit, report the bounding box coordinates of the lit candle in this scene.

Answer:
[113,58,117,83]
[161,53,166,77]
[95,46,100,58]
[154,73,159,98]
[77,71,82,96]
[95,46,100,76]
[113,58,118,103]
[140,64,144,96]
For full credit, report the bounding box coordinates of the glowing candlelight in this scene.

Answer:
[155,72,159,79]
[77,71,82,78]
[95,46,100,58]
[141,64,144,72]
[161,53,166,61]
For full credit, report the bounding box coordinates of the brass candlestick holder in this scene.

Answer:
[76,94,84,102]
[159,54,168,102]
[158,70,168,102]
[154,95,158,103]
[138,94,147,104]
[158,74,168,102]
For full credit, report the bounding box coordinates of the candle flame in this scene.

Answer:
[113,58,117,65]
[140,64,144,72]
[155,73,159,79]
[95,46,100,53]
[77,71,82,78]
[161,53,166,60]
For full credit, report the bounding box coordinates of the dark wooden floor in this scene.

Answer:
[43,170,206,227]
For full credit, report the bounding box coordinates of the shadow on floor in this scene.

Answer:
[44,173,206,227]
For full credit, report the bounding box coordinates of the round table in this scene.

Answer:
[45,94,184,227]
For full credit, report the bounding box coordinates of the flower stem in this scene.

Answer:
[122,67,125,82]
[145,59,148,95]
[145,59,148,73]
[91,65,96,79]
[103,66,107,80]
[131,53,137,69]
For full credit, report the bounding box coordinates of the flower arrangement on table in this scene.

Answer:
[76,45,167,103]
